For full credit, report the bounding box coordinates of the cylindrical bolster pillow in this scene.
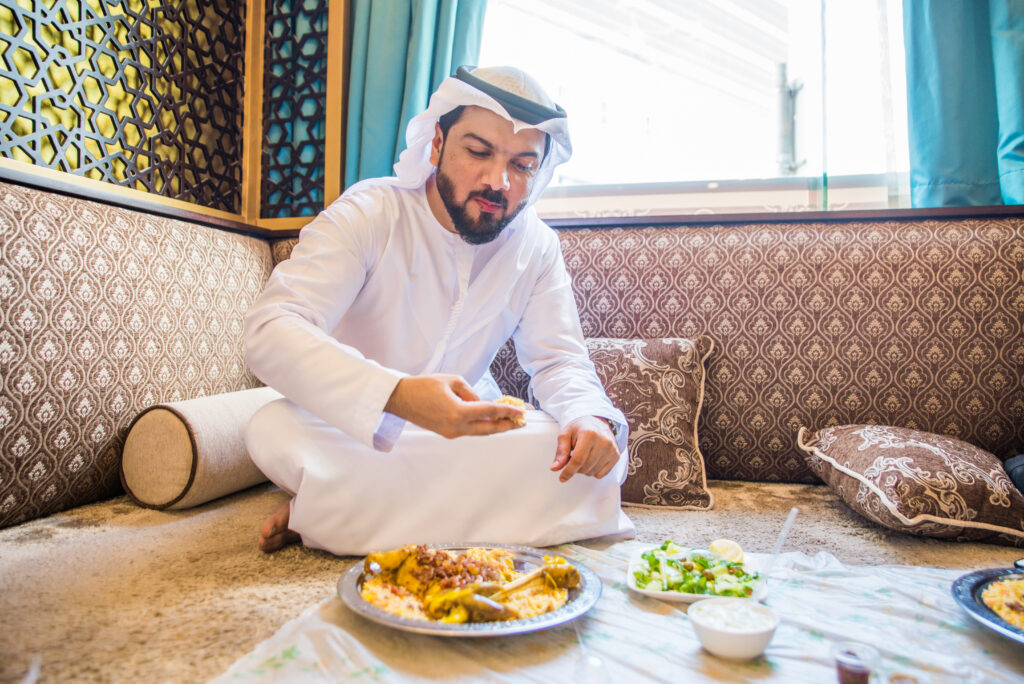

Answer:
[121,387,282,509]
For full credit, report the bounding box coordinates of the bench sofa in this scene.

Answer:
[2,178,1022,682]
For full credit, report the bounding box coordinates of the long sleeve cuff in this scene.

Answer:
[372,411,406,451]
[353,367,406,450]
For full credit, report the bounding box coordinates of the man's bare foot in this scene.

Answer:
[258,499,301,553]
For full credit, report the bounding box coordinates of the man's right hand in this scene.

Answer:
[383,374,525,439]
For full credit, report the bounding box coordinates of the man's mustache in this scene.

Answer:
[468,188,507,209]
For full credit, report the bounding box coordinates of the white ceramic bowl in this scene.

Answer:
[688,597,779,660]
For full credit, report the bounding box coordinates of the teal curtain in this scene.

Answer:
[345,0,487,188]
[903,0,1024,207]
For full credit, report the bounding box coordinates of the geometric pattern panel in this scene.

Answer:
[492,219,1024,483]
[0,0,246,212]
[261,0,327,219]
[0,181,273,529]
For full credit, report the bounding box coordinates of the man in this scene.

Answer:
[244,66,633,555]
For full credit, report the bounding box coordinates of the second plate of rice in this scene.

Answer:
[952,567,1024,645]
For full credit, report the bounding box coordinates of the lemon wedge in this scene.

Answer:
[709,538,744,563]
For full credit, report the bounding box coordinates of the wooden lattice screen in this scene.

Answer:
[0,0,247,213]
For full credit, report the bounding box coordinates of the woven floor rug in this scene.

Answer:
[1,481,1020,683]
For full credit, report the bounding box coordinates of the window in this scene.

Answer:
[479,0,910,218]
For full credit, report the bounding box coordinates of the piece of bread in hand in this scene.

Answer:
[494,395,532,426]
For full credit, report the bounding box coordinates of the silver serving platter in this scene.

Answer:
[337,543,602,637]
[951,561,1024,645]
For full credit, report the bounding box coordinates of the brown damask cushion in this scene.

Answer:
[586,337,714,510]
[797,425,1024,547]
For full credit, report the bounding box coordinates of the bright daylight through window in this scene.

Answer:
[479,0,910,218]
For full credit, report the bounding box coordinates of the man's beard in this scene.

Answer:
[435,163,528,246]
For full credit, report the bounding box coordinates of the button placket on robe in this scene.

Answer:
[422,238,475,374]
[444,228,529,352]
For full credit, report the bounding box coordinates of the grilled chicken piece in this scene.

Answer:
[542,559,581,588]
[363,545,416,574]
[490,557,581,601]
[394,554,429,596]
[424,586,518,623]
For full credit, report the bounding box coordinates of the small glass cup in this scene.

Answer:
[831,641,880,684]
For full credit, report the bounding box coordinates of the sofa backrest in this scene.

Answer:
[490,219,1024,483]
[273,219,1024,484]
[0,181,274,528]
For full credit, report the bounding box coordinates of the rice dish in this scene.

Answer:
[358,545,578,624]
[494,395,530,426]
[981,578,1024,629]
[361,575,427,620]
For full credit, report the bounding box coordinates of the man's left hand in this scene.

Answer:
[551,416,620,482]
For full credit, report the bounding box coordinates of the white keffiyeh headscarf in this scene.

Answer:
[391,66,572,208]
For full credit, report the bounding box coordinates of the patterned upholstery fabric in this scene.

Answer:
[587,337,714,509]
[271,237,299,267]
[797,425,1024,547]
[0,182,274,528]
[493,221,1024,483]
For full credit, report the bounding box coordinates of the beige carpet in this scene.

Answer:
[1,481,1020,683]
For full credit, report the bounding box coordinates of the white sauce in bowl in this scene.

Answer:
[690,600,776,632]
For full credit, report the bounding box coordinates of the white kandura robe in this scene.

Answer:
[244,178,634,554]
